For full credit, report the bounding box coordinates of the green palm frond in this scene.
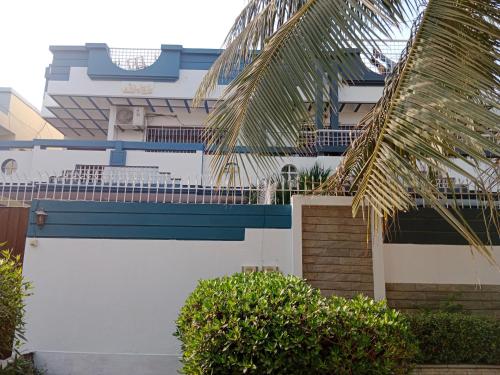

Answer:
[195,0,415,180]
[328,0,500,259]
[194,0,309,101]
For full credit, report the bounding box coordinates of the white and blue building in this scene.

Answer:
[0,42,498,375]
[0,42,394,184]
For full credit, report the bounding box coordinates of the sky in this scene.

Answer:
[0,0,247,109]
[0,0,410,111]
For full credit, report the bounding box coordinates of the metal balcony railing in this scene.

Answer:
[146,127,362,150]
[146,127,207,144]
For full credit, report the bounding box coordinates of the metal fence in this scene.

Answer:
[361,40,407,75]
[109,48,161,71]
[107,40,406,75]
[0,171,498,208]
[146,127,362,149]
[0,172,323,206]
[147,127,208,144]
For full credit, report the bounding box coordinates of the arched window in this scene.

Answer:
[1,159,17,175]
[281,164,298,182]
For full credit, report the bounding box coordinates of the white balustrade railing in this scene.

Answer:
[146,127,208,144]
[315,129,363,147]
[0,171,497,208]
[0,171,330,206]
[147,127,363,149]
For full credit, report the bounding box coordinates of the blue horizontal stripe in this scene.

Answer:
[28,225,246,241]
[28,201,291,240]
[0,139,204,152]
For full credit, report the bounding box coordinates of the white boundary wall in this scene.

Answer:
[22,229,292,375]
[384,244,500,285]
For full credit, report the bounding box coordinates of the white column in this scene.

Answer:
[107,105,116,141]
[371,210,386,300]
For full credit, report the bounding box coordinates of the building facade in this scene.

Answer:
[0,42,399,183]
[0,41,497,375]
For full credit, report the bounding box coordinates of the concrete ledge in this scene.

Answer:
[414,365,500,374]
[33,351,180,375]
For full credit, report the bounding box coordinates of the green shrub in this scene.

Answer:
[175,272,417,374]
[0,249,31,360]
[322,296,417,374]
[0,355,43,375]
[408,312,500,364]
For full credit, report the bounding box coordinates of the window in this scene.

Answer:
[281,164,298,182]
[74,164,105,184]
[1,159,17,175]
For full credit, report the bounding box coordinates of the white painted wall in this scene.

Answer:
[22,229,292,375]
[32,149,108,175]
[203,155,343,183]
[126,150,204,178]
[44,67,383,106]
[45,68,225,102]
[0,149,344,183]
[0,150,34,177]
[384,244,500,285]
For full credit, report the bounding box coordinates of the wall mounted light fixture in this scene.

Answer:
[35,209,48,228]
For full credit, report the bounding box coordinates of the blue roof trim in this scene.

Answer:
[0,139,204,152]
[27,201,291,241]
[44,43,385,86]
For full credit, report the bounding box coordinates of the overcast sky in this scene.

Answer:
[0,0,247,108]
[0,0,410,110]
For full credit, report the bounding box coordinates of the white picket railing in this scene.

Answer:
[0,171,498,208]
[0,171,328,206]
[146,127,208,144]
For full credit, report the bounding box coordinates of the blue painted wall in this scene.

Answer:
[27,200,291,241]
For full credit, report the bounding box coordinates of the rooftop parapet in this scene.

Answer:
[45,42,404,85]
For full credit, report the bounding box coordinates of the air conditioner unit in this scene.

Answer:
[114,106,145,130]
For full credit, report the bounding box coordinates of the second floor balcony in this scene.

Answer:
[145,126,362,154]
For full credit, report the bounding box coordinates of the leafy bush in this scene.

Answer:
[408,312,500,365]
[0,355,42,375]
[175,272,417,374]
[322,296,417,374]
[0,249,31,360]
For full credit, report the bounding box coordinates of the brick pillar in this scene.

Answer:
[302,205,374,298]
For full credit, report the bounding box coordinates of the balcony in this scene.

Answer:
[146,127,362,154]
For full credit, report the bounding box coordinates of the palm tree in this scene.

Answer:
[195,0,499,259]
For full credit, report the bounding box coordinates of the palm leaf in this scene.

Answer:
[328,0,500,260]
[195,0,416,181]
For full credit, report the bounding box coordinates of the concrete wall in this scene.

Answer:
[23,229,292,375]
[19,196,500,374]
[0,148,204,179]
[384,244,500,316]
[44,67,383,105]
[0,148,343,182]
[384,244,500,285]
[292,196,500,308]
